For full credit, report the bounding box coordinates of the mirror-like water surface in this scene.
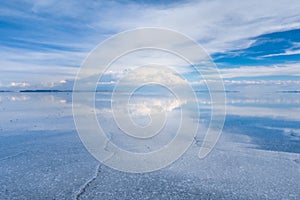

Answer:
[0,91,299,199]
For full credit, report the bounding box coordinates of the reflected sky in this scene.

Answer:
[1,91,299,153]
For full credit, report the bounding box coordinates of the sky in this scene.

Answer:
[0,0,300,91]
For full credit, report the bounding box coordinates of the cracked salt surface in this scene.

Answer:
[75,164,101,200]
[75,134,300,200]
[0,92,299,199]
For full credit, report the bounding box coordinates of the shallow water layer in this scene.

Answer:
[0,91,299,199]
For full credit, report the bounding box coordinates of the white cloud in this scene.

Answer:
[120,66,187,86]
[88,0,300,53]
[220,63,300,79]
[108,50,192,74]
[10,82,30,87]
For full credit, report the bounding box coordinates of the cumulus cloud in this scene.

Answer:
[121,66,187,86]
[128,98,186,117]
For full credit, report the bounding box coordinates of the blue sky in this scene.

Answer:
[213,29,300,67]
[0,0,300,90]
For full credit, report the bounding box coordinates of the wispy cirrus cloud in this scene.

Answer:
[261,49,300,58]
[220,63,300,79]
[213,28,300,67]
[93,0,300,53]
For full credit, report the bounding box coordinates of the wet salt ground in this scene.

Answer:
[0,92,299,199]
